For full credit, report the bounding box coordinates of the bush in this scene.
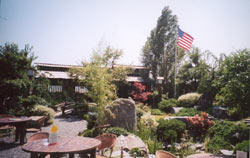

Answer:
[206,120,249,153]
[105,127,129,136]
[151,109,165,115]
[78,128,101,138]
[174,108,200,116]
[73,102,88,116]
[83,112,98,129]
[235,140,249,154]
[31,105,56,124]
[156,119,186,144]
[142,105,150,112]
[186,112,215,139]
[178,93,201,107]
[213,49,250,120]
[207,136,233,153]
[159,99,178,113]
[136,107,144,121]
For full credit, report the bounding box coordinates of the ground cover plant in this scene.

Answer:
[156,119,186,144]
[174,108,200,116]
[206,120,249,153]
[158,98,178,113]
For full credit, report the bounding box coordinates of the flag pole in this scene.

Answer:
[174,27,178,98]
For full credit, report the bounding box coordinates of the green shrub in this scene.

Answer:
[105,127,129,136]
[83,112,98,129]
[206,120,249,153]
[178,93,201,107]
[207,136,233,153]
[151,109,165,115]
[78,129,100,138]
[73,102,88,116]
[159,99,178,113]
[156,119,186,144]
[136,107,144,121]
[31,105,56,124]
[235,140,249,154]
[174,108,200,116]
[146,137,163,154]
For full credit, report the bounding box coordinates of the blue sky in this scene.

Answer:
[0,0,250,65]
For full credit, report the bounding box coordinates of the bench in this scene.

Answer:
[25,116,46,133]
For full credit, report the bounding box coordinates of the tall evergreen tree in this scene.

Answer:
[141,6,182,97]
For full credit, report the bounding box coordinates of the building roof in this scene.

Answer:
[35,63,82,68]
[36,70,71,79]
[112,64,147,69]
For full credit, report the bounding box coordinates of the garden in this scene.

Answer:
[0,41,249,157]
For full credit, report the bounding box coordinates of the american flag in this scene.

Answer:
[177,27,194,52]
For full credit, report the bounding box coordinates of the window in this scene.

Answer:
[48,85,62,93]
[75,86,88,94]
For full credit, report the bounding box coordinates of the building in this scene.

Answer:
[35,63,163,99]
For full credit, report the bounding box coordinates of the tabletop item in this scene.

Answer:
[22,136,101,158]
[49,124,58,145]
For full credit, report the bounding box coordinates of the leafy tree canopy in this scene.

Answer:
[176,48,211,96]
[69,45,131,124]
[213,49,250,119]
[0,43,36,113]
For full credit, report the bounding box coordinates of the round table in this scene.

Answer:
[0,117,30,144]
[22,136,101,158]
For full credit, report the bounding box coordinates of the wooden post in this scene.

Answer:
[121,146,123,158]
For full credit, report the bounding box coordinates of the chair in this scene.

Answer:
[27,132,49,143]
[0,114,15,140]
[95,133,117,158]
[156,150,177,158]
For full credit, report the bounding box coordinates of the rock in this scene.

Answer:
[220,149,234,156]
[212,106,228,119]
[197,94,213,109]
[106,98,136,131]
[236,150,247,158]
[115,134,147,151]
[171,107,183,114]
[195,144,203,149]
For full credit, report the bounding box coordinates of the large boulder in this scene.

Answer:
[212,106,228,119]
[196,94,213,110]
[106,98,136,131]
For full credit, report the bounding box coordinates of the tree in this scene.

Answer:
[213,49,250,119]
[141,6,184,97]
[0,43,36,113]
[176,48,210,96]
[132,82,151,103]
[70,45,130,124]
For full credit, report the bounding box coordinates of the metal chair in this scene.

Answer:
[95,133,117,158]
[27,132,49,143]
[156,150,177,158]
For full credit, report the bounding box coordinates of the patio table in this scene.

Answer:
[22,136,101,158]
[0,117,30,144]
